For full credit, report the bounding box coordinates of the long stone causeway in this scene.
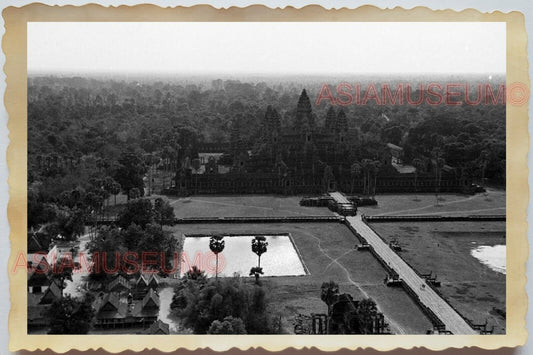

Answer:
[328,191,477,334]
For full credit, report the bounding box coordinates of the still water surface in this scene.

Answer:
[471,244,506,275]
[181,235,306,277]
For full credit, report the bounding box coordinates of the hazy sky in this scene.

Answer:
[28,22,505,75]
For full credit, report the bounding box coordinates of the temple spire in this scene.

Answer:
[336,109,348,134]
[325,106,337,132]
[294,89,314,130]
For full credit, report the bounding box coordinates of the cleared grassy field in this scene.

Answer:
[358,188,505,216]
[168,222,433,334]
[163,188,505,219]
[168,195,336,218]
[370,221,506,334]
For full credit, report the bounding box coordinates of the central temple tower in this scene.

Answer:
[294,89,315,131]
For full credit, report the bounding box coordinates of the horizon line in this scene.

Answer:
[28,70,506,77]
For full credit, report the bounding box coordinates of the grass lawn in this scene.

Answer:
[168,222,433,334]
[370,221,506,334]
[167,195,336,218]
[358,188,505,216]
[161,188,505,219]
[106,187,505,220]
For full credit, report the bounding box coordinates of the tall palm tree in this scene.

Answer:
[431,148,445,205]
[251,236,268,284]
[209,235,225,280]
[412,158,423,201]
[350,162,362,194]
[252,236,268,268]
[370,160,382,198]
[361,159,372,196]
[479,149,490,188]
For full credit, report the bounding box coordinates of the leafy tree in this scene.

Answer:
[184,265,207,281]
[319,283,383,334]
[354,298,380,334]
[171,276,278,334]
[121,223,145,251]
[113,152,146,201]
[208,316,247,334]
[84,190,103,207]
[58,187,86,209]
[320,280,339,314]
[87,227,125,280]
[44,205,87,241]
[246,285,272,333]
[134,223,177,274]
[209,235,225,280]
[128,187,141,200]
[117,198,154,229]
[382,125,402,145]
[153,197,175,228]
[320,280,339,333]
[47,295,95,334]
[444,142,467,167]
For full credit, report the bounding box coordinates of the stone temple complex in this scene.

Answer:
[168,89,472,196]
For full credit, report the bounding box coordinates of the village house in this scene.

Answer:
[93,274,161,329]
[144,320,170,335]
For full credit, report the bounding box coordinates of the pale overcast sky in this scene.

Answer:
[28,22,505,75]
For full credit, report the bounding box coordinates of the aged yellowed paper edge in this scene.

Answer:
[4,3,529,352]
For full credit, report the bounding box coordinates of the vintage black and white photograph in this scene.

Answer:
[25,21,507,336]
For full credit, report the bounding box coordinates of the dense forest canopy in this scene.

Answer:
[27,73,505,228]
[28,73,505,156]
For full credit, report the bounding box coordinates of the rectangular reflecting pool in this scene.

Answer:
[181,234,307,277]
